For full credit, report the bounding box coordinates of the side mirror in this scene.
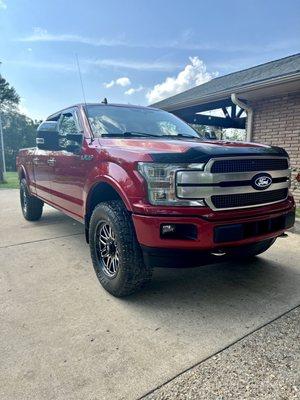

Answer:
[36,122,83,153]
[36,121,59,150]
[60,133,83,154]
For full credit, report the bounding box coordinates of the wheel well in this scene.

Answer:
[19,168,26,182]
[85,182,123,242]
[19,168,25,178]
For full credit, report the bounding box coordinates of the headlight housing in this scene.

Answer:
[138,162,206,206]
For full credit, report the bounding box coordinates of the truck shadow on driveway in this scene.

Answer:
[122,254,299,317]
[39,211,300,320]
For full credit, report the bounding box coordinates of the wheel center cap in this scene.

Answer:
[106,241,116,255]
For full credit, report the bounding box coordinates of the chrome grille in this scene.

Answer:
[211,189,288,209]
[176,156,291,211]
[211,158,289,173]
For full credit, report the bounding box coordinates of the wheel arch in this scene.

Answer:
[18,165,28,182]
[84,180,132,242]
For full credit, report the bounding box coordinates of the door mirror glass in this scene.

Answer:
[58,112,83,153]
[36,121,59,150]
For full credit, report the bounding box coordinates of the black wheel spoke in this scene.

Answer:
[96,221,120,278]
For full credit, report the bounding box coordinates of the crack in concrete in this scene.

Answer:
[0,233,84,249]
[138,304,300,400]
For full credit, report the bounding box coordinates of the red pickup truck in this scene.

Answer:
[17,103,295,297]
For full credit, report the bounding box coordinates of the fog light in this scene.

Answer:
[161,224,176,235]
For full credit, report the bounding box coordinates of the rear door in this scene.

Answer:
[50,108,86,220]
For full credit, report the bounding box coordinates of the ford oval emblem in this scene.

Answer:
[252,173,272,190]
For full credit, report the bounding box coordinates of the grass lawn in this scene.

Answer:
[0,171,19,189]
[296,207,300,219]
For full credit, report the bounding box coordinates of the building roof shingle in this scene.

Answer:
[151,53,300,110]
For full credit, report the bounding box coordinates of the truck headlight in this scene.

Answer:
[137,162,206,206]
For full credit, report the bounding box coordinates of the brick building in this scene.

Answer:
[251,92,300,204]
[152,54,300,205]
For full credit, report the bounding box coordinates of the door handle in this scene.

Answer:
[33,157,40,165]
[47,158,56,166]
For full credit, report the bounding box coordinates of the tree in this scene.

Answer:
[0,74,39,182]
[0,75,20,181]
[0,75,20,110]
[190,124,207,137]
[1,111,40,171]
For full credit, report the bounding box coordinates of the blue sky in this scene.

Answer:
[0,0,299,120]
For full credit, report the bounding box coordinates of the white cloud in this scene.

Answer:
[0,0,7,10]
[104,80,115,88]
[17,28,300,56]
[17,28,219,51]
[19,27,126,47]
[146,57,217,104]
[89,58,180,71]
[115,77,131,87]
[104,76,131,89]
[5,59,76,72]
[125,86,144,95]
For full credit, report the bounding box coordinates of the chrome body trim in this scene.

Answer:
[175,156,291,211]
[177,181,289,198]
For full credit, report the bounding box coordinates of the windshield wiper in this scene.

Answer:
[124,131,162,138]
[102,131,161,138]
[166,133,200,139]
[101,131,201,139]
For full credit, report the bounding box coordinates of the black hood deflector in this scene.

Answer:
[150,144,288,164]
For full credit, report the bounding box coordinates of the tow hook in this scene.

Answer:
[211,249,227,256]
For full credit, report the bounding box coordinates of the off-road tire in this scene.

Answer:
[228,237,276,259]
[20,178,44,221]
[89,200,153,297]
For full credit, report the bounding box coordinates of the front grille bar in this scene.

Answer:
[176,156,291,211]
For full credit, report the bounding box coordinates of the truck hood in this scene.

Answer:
[99,137,288,163]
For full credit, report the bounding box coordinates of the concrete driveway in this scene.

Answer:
[1,189,299,400]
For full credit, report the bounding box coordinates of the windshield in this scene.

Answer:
[85,105,200,138]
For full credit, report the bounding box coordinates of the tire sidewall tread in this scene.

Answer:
[20,178,43,221]
[89,200,152,297]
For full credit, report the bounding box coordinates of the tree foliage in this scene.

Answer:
[0,75,38,177]
[1,111,40,171]
[0,75,20,110]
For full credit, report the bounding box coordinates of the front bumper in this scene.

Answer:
[132,199,295,266]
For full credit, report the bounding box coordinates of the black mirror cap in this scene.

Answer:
[37,120,58,133]
[36,121,59,150]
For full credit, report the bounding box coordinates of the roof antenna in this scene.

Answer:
[75,54,95,143]
[101,97,108,104]
[75,53,87,105]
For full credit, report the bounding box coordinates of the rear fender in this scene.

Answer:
[18,165,28,184]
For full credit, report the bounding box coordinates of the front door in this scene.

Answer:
[50,109,87,220]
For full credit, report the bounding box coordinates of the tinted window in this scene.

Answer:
[86,105,200,138]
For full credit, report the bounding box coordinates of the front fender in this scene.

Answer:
[83,161,146,212]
